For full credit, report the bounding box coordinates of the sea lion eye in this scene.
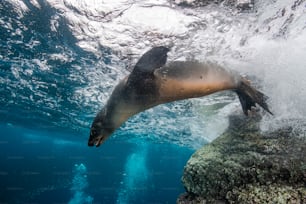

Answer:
[91,129,97,136]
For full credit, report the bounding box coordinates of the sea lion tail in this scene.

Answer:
[236,78,273,115]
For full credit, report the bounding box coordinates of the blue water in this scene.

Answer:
[0,124,193,203]
[0,1,197,203]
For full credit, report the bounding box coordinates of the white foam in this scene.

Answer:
[29,0,41,9]
[120,5,197,35]
[7,0,29,17]
[47,0,197,54]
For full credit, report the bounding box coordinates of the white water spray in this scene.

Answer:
[246,31,306,134]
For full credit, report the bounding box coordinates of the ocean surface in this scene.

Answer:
[1,0,306,203]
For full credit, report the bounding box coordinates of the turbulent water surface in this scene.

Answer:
[0,0,305,203]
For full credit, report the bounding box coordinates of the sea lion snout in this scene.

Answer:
[88,121,114,147]
[88,132,105,147]
[88,128,99,147]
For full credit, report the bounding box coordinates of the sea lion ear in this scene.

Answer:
[133,46,170,73]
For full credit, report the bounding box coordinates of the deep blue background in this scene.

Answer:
[0,124,193,203]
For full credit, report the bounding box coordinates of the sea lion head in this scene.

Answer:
[88,46,170,147]
[88,109,114,147]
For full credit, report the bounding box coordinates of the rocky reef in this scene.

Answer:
[177,114,306,203]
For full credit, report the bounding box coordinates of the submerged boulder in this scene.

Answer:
[178,114,306,203]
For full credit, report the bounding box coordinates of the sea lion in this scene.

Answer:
[88,46,272,147]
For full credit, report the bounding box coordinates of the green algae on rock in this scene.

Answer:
[178,114,306,203]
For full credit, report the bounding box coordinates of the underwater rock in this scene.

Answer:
[178,114,306,203]
[227,184,306,204]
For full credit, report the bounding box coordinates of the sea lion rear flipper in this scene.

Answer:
[127,46,170,87]
[236,79,273,115]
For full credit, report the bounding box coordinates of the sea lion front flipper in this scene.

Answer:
[126,46,170,88]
